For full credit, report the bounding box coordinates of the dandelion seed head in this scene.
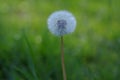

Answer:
[47,10,76,36]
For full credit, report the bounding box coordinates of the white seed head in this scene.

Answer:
[47,10,76,36]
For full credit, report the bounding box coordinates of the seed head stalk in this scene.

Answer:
[60,36,67,80]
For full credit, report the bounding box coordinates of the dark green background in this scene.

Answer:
[0,0,120,80]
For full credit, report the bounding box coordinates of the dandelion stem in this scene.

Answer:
[60,36,67,80]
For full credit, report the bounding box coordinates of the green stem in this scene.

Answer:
[61,36,67,80]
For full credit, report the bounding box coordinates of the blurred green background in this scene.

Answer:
[0,0,120,80]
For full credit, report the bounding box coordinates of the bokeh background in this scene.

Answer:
[0,0,120,80]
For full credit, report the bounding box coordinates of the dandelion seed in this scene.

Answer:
[47,10,76,36]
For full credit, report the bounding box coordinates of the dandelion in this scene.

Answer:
[47,10,76,36]
[47,10,77,80]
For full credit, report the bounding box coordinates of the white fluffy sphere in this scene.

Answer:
[47,10,76,36]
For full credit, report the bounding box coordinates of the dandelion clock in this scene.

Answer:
[48,10,76,36]
[47,10,77,80]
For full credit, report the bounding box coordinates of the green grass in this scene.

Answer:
[0,0,120,80]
